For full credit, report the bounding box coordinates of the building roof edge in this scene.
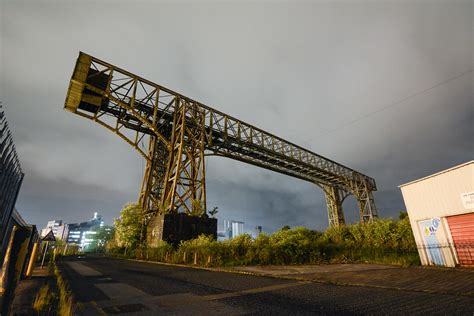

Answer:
[399,160,474,188]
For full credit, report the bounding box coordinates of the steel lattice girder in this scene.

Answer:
[161,100,207,215]
[138,135,168,217]
[63,52,378,226]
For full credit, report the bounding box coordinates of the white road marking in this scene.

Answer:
[94,283,151,300]
[90,278,302,314]
[66,261,103,276]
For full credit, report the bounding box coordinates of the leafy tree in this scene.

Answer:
[89,226,115,252]
[81,226,114,253]
[114,203,143,249]
[399,211,408,220]
[281,225,291,231]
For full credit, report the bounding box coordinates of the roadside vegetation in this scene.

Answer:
[105,204,419,267]
[33,284,54,314]
[54,264,73,316]
[32,261,74,316]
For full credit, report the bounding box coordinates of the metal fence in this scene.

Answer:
[417,242,474,267]
[0,105,24,254]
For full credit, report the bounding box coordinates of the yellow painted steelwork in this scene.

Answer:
[63,52,378,230]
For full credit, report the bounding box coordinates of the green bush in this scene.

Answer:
[266,227,317,264]
[146,240,174,262]
[318,218,419,266]
[106,217,420,267]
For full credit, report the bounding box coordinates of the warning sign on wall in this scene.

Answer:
[461,192,474,210]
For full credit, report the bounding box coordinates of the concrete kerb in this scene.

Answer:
[102,255,474,298]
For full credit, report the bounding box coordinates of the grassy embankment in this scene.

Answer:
[108,217,420,267]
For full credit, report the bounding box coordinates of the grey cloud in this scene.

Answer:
[1,1,472,232]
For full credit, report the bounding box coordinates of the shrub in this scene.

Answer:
[105,216,419,267]
[268,227,320,264]
[250,233,272,264]
[146,240,174,262]
[177,234,217,264]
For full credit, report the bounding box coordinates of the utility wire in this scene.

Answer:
[314,69,473,139]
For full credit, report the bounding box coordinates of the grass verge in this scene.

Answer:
[32,262,74,316]
[54,263,73,316]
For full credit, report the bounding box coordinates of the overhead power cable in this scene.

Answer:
[314,69,473,138]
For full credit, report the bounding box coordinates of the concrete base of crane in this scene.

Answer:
[146,213,217,247]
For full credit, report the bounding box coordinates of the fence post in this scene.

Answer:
[194,252,198,265]
[25,243,39,278]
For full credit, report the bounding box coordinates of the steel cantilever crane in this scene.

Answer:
[64,52,378,243]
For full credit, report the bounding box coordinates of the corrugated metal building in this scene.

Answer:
[399,161,473,267]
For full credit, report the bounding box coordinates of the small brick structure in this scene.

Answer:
[147,213,217,246]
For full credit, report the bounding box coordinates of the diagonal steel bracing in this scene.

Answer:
[63,52,378,229]
[161,100,207,215]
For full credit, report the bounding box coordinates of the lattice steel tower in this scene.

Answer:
[64,52,378,233]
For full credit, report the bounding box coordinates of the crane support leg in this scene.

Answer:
[161,100,207,215]
[356,189,378,223]
[139,135,168,215]
[323,185,345,227]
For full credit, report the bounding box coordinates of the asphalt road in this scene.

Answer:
[60,255,474,315]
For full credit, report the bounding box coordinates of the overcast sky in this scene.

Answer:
[1,0,472,233]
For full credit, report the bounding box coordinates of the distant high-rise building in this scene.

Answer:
[222,220,232,239]
[231,221,244,238]
[42,212,105,249]
[66,212,105,249]
[56,224,69,241]
[220,220,245,239]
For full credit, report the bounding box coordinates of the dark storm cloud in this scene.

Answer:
[1,1,472,232]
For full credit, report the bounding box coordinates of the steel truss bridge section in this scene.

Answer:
[64,52,378,229]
